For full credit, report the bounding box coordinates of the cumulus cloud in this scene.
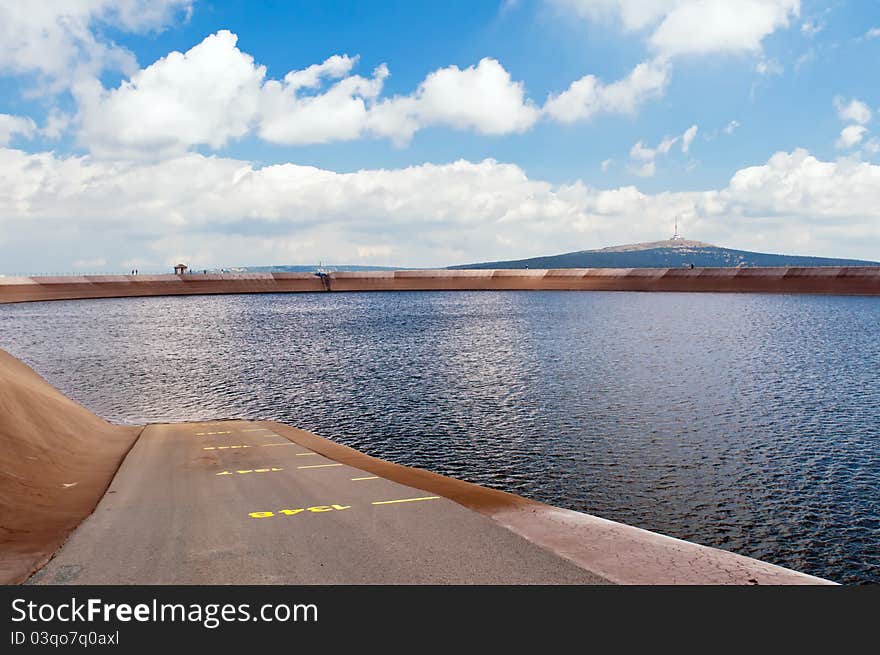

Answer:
[5,144,874,272]
[40,110,71,140]
[835,125,868,150]
[261,55,541,147]
[74,30,667,155]
[0,0,191,91]
[77,30,266,157]
[834,97,872,125]
[725,149,880,225]
[543,58,669,123]
[259,55,389,145]
[0,114,37,146]
[551,0,800,57]
[368,58,541,145]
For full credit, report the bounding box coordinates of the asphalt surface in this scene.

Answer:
[29,421,606,584]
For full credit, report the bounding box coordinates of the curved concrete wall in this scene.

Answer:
[0,349,140,583]
[1,267,879,304]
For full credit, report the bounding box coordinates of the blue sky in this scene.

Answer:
[0,1,879,272]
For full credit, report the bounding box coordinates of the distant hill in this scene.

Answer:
[449,239,879,269]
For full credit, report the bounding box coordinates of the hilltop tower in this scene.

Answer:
[671,216,683,241]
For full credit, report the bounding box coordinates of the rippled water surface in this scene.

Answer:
[2,291,878,583]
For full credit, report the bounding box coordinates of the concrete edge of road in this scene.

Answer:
[0,348,144,585]
[13,425,148,587]
[265,420,837,585]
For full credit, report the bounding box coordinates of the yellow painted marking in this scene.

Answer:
[261,443,296,448]
[371,496,441,506]
[243,428,270,433]
[216,467,283,476]
[297,463,343,470]
[248,504,351,519]
[295,452,318,456]
[203,445,251,450]
[351,476,379,481]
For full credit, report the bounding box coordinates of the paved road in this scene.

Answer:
[30,421,606,584]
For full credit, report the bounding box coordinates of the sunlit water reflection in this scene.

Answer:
[2,291,878,583]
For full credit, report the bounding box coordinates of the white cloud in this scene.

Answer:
[756,57,784,76]
[40,110,71,140]
[75,30,666,155]
[260,57,388,145]
[725,149,880,226]
[0,111,71,146]
[600,158,613,171]
[627,124,697,176]
[723,120,741,135]
[835,125,868,149]
[656,135,678,154]
[681,125,698,152]
[262,54,542,147]
[368,58,541,145]
[0,114,37,146]
[281,54,359,91]
[800,21,823,36]
[2,146,879,270]
[865,27,880,39]
[629,141,658,177]
[552,1,800,57]
[77,30,266,157]
[0,1,191,91]
[550,0,674,30]
[543,58,669,123]
[650,1,800,56]
[834,97,872,125]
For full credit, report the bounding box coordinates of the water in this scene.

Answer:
[1,291,878,584]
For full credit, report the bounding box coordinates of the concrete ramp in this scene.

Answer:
[28,422,605,584]
[28,420,833,585]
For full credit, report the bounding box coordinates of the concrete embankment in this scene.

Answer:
[1,348,834,584]
[1,267,879,304]
[0,350,140,584]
